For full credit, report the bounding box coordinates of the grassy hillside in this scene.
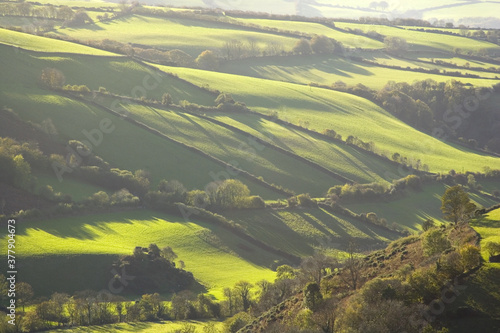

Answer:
[0,28,117,55]
[220,54,498,89]
[51,14,299,57]
[99,100,346,195]
[157,64,500,174]
[335,22,500,53]
[204,112,402,184]
[34,172,108,201]
[1,210,279,298]
[472,208,500,260]
[0,42,215,104]
[233,17,384,49]
[47,320,224,333]
[343,183,499,231]
[224,207,401,257]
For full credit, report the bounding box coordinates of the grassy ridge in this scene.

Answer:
[233,17,384,49]
[335,22,500,53]
[0,28,116,55]
[206,112,402,185]
[220,54,497,89]
[47,320,224,333]
[52,15,300,57]
[1,210,278,298]
[224,207,401,257]
[472,208,500,260]
[0,44,281,197]
[0,43,215,104]
[157,64,500,174]
[343,183,498,231]
[102,100,345,195]
[0,89,277,197]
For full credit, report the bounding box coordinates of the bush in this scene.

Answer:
[460,244,482,271]
[297,193,316,207]
[422,229,451,257]
[241,195,266,209]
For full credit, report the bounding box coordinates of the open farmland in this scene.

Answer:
[233,17,385,49]
[224,207,401,257]
[51,14,300,57]
[335,22,500,53]
[157,64,500,174]
[220,54,499,89]
[4,210,280,298]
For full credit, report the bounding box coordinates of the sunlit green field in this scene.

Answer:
[335,22,500,53]
[472,208,500,260]
[234,17,385,49]
[220,54,498,89]
[47,320,224,333]
[1,210,277,298]
[51,14,300,57]
[157,64,500,174]
[0,28,116,55]
[224,207,401,257]
[103,100,345,195]
[0,43,215,104]
[205,112,402,184]
[343,183,498,231]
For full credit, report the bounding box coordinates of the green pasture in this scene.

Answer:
[206,112,402,185]
[0,88,277,198]
[0,43,215,104]
[233,17,384,49]
[224,207,401,257]
[220,54,497,89]
[0,28,116,55]
[157,64,500,174]
[409,52,500,71]
[0,210,278,298]
[51,14,299,57]
[34,172,108,201]
[472,208,500,260]
[343,183,498,231]
[100,99,345,195]
[359,50,500,79]
[335,22,500,54]
[47,320,224,333]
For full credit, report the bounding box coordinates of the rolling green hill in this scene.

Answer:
[335,22,500,54]
[51,14,300,57]
[157,64,500,174]
[220,54,498,89]
[0,28,117,55]
[3,210,279,298]
[232,17,385,49]
[343,183,499,231]
[224,206,401,257]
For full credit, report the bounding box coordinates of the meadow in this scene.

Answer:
[0,28,116,55]
[157,64,500,174]
[101,100,345,196]
[233,17,385,49]
[34,172,108,201]
[335,22,500,53]
[46,320,224,333]
[51,14,300,57]
[2,210,279,298]
[220,54,498,89]
[224,206,401,257]
[343,183,498,231]
[472,208,500,260]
